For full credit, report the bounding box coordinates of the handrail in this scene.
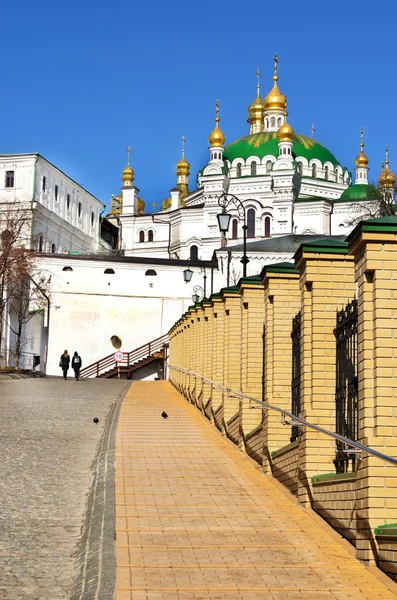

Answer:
[80,334,169,378]
[169,365,397,467]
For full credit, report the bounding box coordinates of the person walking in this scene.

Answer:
[59,350,70,380]
[72,351,82,381]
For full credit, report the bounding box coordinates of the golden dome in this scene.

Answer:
[122,164,134,184]
[355,151,369,168]
[277,120,294,142]
[209,100,226,147]
[379,146,396,189]
[176,151,190,176]
[263,75,287,112]
[137,198,145,214]
[161,197,171,211]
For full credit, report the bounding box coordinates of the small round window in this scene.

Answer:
[104,268,115,274]
[110,335,122,349]
[145,269,157,276]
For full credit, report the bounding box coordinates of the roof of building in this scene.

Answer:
[336,183,382,203]
[223,132,344,168]
[220,234,347,254]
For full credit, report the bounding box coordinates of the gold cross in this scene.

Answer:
[360,127,364,149]
[311,123,316,139]
[274,53,278,76]
[181,134,186,156]
[215,99,219,121]
[126,144,131,166]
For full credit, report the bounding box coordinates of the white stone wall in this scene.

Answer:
[35,256,224,376]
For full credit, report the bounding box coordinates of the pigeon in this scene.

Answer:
[93,417,99,424]
[161,411,168,419]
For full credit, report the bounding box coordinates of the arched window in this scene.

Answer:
[247,208,256,238]
[139,230,144,243]
[264,216,271,238]
[62,266,73,272]
[38,235,43,253]
[325,166,329,181]
[236,163,242,177]
[270,117,276,128]
[190,245,198,260]
[312,164,317,178]
[251,162,257,176]
[51,243,56,254]
[145,269,157,276]
[266,160,272,173]
[232,219,238,239]
[104,268,115,274]
[277,117,282,126]
[148,230,154,242]
[298,162,303,176]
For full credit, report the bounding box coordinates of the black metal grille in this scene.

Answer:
[334,298,358,473]
[291,311,302,442]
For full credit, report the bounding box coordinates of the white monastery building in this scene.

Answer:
[106,56,393,279]
[0,153,104,253]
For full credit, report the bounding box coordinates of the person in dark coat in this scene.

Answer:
[60,350,70,380]
[72,351,82,381]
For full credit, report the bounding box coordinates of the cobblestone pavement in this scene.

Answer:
[115,381,397,600]
[0,378,129,600]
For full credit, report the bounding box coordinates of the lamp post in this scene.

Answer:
[192,285,204,304]
[217,193,249,278]
[183,267,193,283]
[183,264,207,296]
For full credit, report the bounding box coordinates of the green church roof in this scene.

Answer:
[336,183,382,203]
[223,131,343,168]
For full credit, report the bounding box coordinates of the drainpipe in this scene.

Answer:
[30,154,39,249]
[151,215,171,259]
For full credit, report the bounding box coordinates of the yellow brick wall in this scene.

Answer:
[296,253,356,505]
[312,477,357,545]
[350,232,397,567]
[263,273,301,470]
[240,284,265,439]
[223,294,241,429]
[271,443,300,496]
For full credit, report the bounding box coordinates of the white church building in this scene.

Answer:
[106,56,390,281]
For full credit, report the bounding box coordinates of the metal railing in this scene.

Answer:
[169,364,397,467]
[80,334,169,378]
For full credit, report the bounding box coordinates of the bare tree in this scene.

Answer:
[8,257,50,370]
[0,206,33,365]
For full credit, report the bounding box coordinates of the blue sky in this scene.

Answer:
[1,0,396,211]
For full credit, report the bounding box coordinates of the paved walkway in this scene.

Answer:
[0,378,129,600]
[115,381,397,600]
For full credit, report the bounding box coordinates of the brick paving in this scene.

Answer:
[115,381,397,600]
[0,378,128,600]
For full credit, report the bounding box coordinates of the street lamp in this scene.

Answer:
[183,267,193,283]
[192,285,204,304]
[217,193,249,278]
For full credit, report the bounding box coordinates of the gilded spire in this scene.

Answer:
[208,99,226,147]
[176,134,190,202]
[263,53,287,112]
[248,65,264,133]
[121,143,134,185]
[379,145,396,189]
[176,134,190,175]
[355,127,369,168]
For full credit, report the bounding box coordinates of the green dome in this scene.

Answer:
[336,184,382,203]
[223,131,343,169]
